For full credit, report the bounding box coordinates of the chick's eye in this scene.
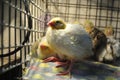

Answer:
[56,21,61,24]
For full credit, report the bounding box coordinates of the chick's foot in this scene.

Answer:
[43,56,60,63]
[57,70,70,76]
[55,60,70,67]
[57,60,73,76]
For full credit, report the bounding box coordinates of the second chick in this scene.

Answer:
[84,20,107,62]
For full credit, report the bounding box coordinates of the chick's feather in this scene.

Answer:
[46,18,93,61]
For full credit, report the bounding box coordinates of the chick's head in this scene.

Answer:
[39,37,53,55]
[40,44,53,55]
[84,20,94,33]
[39,43,54,59]
[104,26,114,36]
[47,17,66,29]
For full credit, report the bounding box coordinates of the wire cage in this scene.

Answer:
[47,0,120,40]
[0,0,120,80]
[0,0,46,79]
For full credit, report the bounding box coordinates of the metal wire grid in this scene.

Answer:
[47,0,120,40]
[0,0,46,74]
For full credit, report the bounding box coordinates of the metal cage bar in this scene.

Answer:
[47,0,120,40]
[0,1,46,79]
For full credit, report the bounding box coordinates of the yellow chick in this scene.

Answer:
[30,37,56,60]
[83,20,107,62]
[83,20,94,33]
[46,17,93,75]
[104,26,114,38]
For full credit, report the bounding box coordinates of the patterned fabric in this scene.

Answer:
[23,58,120,80]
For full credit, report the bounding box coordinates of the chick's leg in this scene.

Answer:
[55,60,70,67]
[43,56,60,62]
[57,60,73,76]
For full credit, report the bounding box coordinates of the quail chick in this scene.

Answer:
[84,20,107,62]
[46,17,93,75]
[30,37,57,60]
[103,26,120,62]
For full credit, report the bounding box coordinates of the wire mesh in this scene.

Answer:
[0,0,120,79]
[0,0,46,74]
[47,0,120,40]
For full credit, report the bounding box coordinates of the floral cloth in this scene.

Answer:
[23,58,120,80]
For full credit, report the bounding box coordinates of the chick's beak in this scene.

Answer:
[47,21,55,27]
[40,45,48,50]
